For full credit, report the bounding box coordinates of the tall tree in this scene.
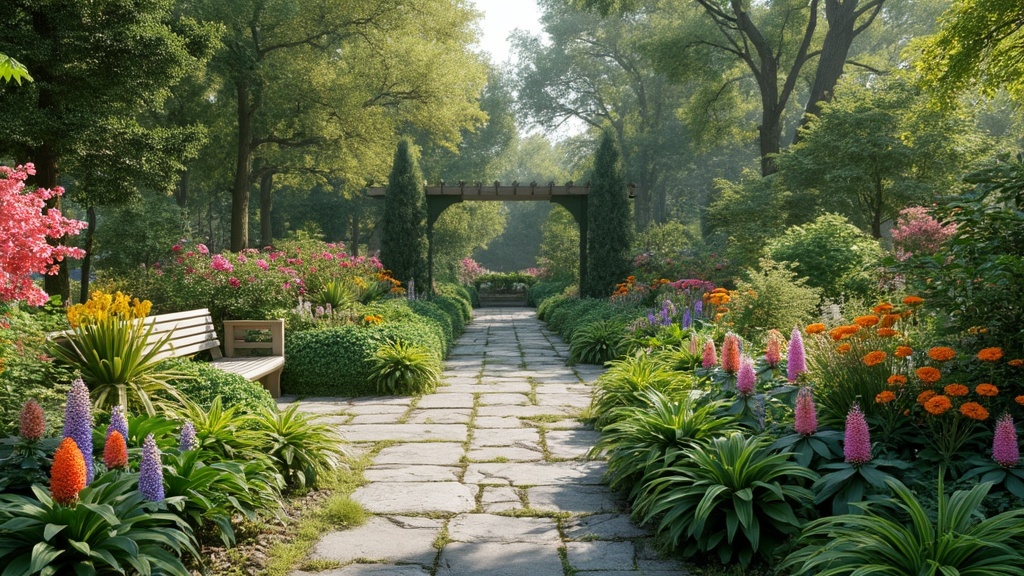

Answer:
[0,0,216,302]
[381,140,428,291]
[584,129,633,297]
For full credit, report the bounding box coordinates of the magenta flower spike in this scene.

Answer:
[794,387,818,436]
[701,339,717,369]
[843,403,872,465]
[993,414,1020,468]
[787,326,807,384]
[736,356,756,396]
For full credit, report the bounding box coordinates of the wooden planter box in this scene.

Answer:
[478,292,527,307]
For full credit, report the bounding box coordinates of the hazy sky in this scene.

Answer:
[471,0,544,64]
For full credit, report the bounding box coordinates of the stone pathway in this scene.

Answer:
[285,308,687,576]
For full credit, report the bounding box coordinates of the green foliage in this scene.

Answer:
[381,139,428,290]
[0,437,60,495]
[725,260,822,339]
[591,389,738,494]
[527,281,571,308]
[592,353,694,429]
[434,283,475,318]
[316,281,358,310]
[633,433,817,567]
[785,476,1024,575]
[368,341,443,396]
[162,358,276,413]
[94,194,190,278]
[0,53,31,84]
[251,404,346,490]
[0,473,198,575]
[765,214,883,300]
[474,272,539,292]
[536,292,571,321]
[538,206,581,283]
[408,300,456,353]
[569,320,627,365]
[584,129,633,298]
[431,203,507,283]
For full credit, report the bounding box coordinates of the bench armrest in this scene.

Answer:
[222,319,285,357]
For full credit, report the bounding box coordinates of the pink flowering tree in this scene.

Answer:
[0,164,86,306]
[890,206,956,261]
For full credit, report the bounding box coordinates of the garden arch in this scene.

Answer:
[368,181,635,291]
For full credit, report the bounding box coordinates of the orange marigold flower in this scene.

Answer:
[875,390,896,404]
[881,314,903,328]
[975,383,999,397]
[711,287,728,294]
[903,296,924,306]
[805,323,826,335]
[895,346,913,358]
[861,350,887,367]
[915,366,942,384]
[927,347,956,362]
[1016,395,1024,406]
[50,437,87,506]
[977,347,1004,362]
[873,303,894,314]
[944,384,969,397]
[1009,359,1024,367]
[959,402,989,421]
[836,344,852,354]
[876,328,899,337]
[854,315,880,327]
[887,374,908,386]
[924,395,952,415]
[829,325,860,341]
[917,390,937,405]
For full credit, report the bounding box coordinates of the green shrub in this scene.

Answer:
[162,358,277,413]
[463,284,480,308]
[408,300,455,353]
[537,293,570,321]
[765,213,883,300]
[381,139,429,290]
[282,319,443,397]
[431,296,467,334]
[633,433,817,567]
[584,129,634,298]
[726,259,822,339]
[474,271,539,292]
[435,283,475,317]
[592,353,694,429]
[570,320,626,365]
[527,281,571,307]
[250,404,346,489]
[368,340,442,395]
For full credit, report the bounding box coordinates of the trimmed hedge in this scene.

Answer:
[435,283,476,315]
[162,358,277,413]
[536,295,643,359]
[527,281,571,308]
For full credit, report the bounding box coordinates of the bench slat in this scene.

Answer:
[210,357,285,380]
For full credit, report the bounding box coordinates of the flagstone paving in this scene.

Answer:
[285,307,688,576]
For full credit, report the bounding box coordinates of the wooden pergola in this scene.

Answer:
[367,181,635,292]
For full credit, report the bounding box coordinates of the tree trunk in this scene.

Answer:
[231,80,253,251]
[79,206,97,303]
[759,106,783,176]
[795,0,865,142]
[351,194,361,257]
[872,172,884,238]
[260,170,274,248]
[175,169,190,208]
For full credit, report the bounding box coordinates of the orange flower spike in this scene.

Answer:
[943,384,968,397]
[881,314,903,328]
[104,431,129,470]
[927,347,956,362]
[854,315,880,328]
[861,350,887,367]
[977,347,1004,362]
[924,395,952,415]
[916,366,942,384]
[1016,395,1024,406]
[876,328,899,337]
[50,438,88,506]
[975,383,999,397]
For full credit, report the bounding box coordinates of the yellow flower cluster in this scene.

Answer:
[362,314,384,325]
[67,291,151,328]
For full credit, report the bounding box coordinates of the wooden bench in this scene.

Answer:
[146,309,285,398]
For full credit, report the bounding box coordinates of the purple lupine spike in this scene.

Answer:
[843,404,872,465]
[681,309,692,329]
[647,313,656,326]
[787,326,807,384]
[794,387,818,436]
[694,300,703,318]
[737,356,756,396]
[63,379,94,484]
[993,414,1020,468]
[107,405,129,442]
[702,339,717,369]
[139,434,165,501]
[179,421,197,453]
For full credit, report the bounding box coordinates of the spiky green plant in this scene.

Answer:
[251,404,347,489]
[591,353,692,429]
[570,320,626,365]
[368,340,442,395]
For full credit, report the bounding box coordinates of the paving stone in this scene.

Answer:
[464,461,605,486]
[342,396,415,406]
[348,414,403,425]
[405,409,472,424]
[471,428,540,447]
[341,404,410,416]
[480,486,522,512]
[339,424,467,443]
[473,416,525,428]
[475,382,533,393]
[477,393,531,406]
[544,429,602,459]
[564,514,650,540]
[373,443,464,466]
[466,446,544,462]
[565,541,637,572]
[529,418,587,430]
[535,393,592,409]
[447,514,560,543]
[476,405,572,418]
[364,465,461,482]
[309,516,441,565]
[353,482,474,514]
[416,393,475,409]
[292,565,431,576]
[635,539,689,572]
[437,542,563,576]
[290,402,348,415]
[527,484,623,514]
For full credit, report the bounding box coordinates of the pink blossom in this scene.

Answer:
[228,277,240,288]
[736,356,756,396]
[196,243,209,255]
[891,206,956,261]
[843,404,872,465]
[794,387,817,436]
[993,414,1019,468]
[701,340,717,369]
[211,255,234,272]
[787,326,807,383]
[236,254,247,263]
[171,244,181,253]
[184,266,195,275]
[256,259,269,271]
[765,329,784,367]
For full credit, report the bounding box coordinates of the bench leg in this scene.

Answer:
[261,370,282,398]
